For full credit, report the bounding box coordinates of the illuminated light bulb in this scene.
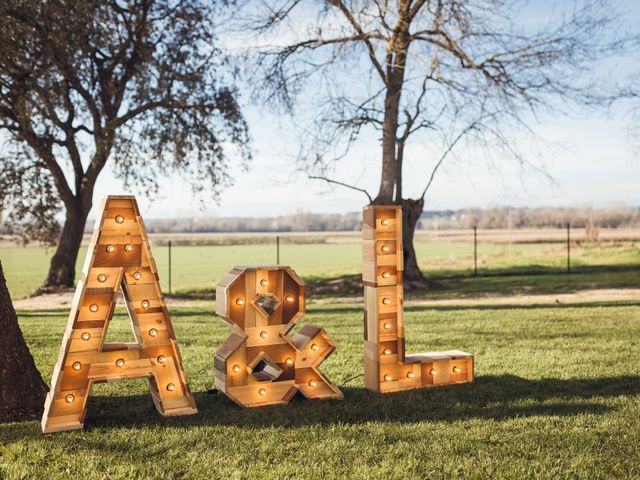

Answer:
[308,380,317,387]
[133,271,142,280]
[381,219,389,226]
[89,304,99,312]
[232,364,240,373]
[285,295,295,303]
[149,328,158,337]
[260,279,268,287]
[258,388,266,396]
[430,368,437,375]
[452,366,461,373]
[381,271,390,278]
[384,374,392,381]
[407,371,415,379]
[65,394,75,403]
[97,273,107,283]
[383,348,392,355]
[260,331,268,338]
[285,357,294,366]
[106,244,115,253]
[115,215,125,224]
[381,245,390,254]
[382,298,391,305]
[311,343,319,351]
[383,322,391,330]
[115,358,125,368]
[235,298,245,305]
[157,355,167,364]
[72,362,82,371]
[124,244,133,252]
[81,332,91,341]
[166,383,176,392]
[141,299,150,309]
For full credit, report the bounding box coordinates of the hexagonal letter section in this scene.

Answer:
[214,266,343,407]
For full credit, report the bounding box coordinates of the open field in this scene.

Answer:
[2,300,640,479]
[0,234,638,299]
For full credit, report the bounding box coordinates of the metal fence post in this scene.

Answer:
[566,223,570,273]
[168,240,172,294]
[276,235,280,264]
[473,226,478,276]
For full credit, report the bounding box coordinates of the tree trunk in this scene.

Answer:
[376,84,402,202]
[0,261,49,420]
[400,197,426,287]
[44,200,89,289]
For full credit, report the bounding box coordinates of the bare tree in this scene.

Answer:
[0,261,49,420]
[0,0,250,290]
[247,0,631,285]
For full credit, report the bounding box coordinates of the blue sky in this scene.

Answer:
[91,1,640,219]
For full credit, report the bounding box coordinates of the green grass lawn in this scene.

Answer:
[2,301,640,479]
[1,240,637,299]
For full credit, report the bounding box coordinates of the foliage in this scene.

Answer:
[0,0,250,244]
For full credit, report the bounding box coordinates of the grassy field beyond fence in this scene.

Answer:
[1,233,638,299]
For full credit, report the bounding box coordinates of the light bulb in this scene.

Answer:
[384,374,392,381]
[141,299,150,309]
[430,368,437,375]
[235,298,244,305]
[65,394,75,403]
[381,271,390,278]
[383,322,391,330]
[383,348,392,355]
[381,219,389,226]
[285,357,294,366]
[133,271,142,280]
[381,245,390,253]
[97,273,107,282]
[124,244,133,252]
[258,388,266,396]
[81,332,90,341]
[311,343,319,351]
[166,383,175,392]
[407,371,415,378]
[260,279,268,287]
[115,215,125,224]
[382,298,391,305]
[157,355,167,364]
[308,380,317,387]
[89,304,99,312]
[452,366,461,373]
[106,244,115,253]
[260,331,268,338]
[232,364,240,372]
[285,295,294,303]
[72,362,82,371]
[149,328,158,337]
[115,358,125,368]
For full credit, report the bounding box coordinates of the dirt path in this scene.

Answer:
[12,288,639,310]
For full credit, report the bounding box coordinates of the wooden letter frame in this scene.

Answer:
[41,196,197,433]
[363,205,474,393]
[214,265,343,407]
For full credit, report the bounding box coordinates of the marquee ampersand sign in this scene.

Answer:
[362,205,474,393]
[214,265,343,407]
[41,195,197,433]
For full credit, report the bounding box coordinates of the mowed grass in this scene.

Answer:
[2,302,640,479]
[1,239,638,299]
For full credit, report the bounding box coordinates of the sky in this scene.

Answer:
[91,1,640,219]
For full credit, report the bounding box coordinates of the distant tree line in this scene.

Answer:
[104,206,640,234]
[425,206,640,230]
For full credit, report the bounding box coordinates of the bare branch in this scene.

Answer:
[309,175,372,202]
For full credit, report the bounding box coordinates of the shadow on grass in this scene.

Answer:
[3,374,635,443]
